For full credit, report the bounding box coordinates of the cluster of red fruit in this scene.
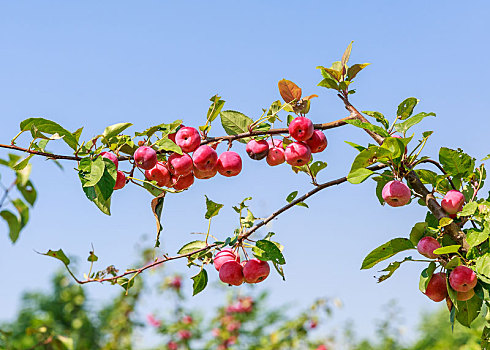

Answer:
[214,248,270,286]
[102,116,327,193]
[424,265,477,303]
[247,116,327,166]
[212,297,254,350]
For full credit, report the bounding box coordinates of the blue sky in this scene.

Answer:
[1,0,490,346]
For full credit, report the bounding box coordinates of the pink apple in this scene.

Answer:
[305,130,328,153]
[285,142,311,166]
[219,260,244,286]
[178,329,191,340]
[193,165,218,180]
[449,265,477,292]
[266,146,285,166]
[168,124,184,143]
[382,180,411,207]
[214,248,240,271]
[441,190,465,215]
[424,272,448,302]
[145,162,171,187]
[134,146,158,170]
[246,139,269,160]
[243,258,270,283]
[168,153,193,176]
[100,151,119,169]
[217,151,242,177]
[171,173,194,190]
[417,237,441,259]
[192,145,218,171]
[167,341,178,350]
[113,171,126,190]
[288,116,314,141]
[175,126,201,153]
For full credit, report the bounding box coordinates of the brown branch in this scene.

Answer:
[416,158,457,191]
[1,114,355,162]
[75,163,388,285]
[201,114,356,145]
[342,98,469,252]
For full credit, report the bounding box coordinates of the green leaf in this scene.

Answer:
[19,118,79,150]
[341,41,353,67]
[439,147,475,178]
[409,222,428,246]
[377,257,412,283]
[232,197,252,213]
[153,138,183,155]
[344,141,366,152]
[439,217,454,227]
[445,256,461,269]
[151,192,165,248]
[178,240,207,255]
[220,110,254,143]
[12,154,34,171]
[482,154,490,161]
[192,269,208,295]
[373,174,391,205]
[415,169,438,185]
[362,110,388,129]
[252,240,286,265]
[117,278,135,292]
[350,147,393,171]
[476,253,490,277]
[466,225,489,248]
[419,262,436,293]
[347,168,374,184]
[455,295,483,327]
[205,196,224,220]
[317,77,339,90]
[17,180,37,206]
[393,112,435,134]
[83,157,105,187]
[42,249,70,266]
[361,238,415,269]
[309,161,327,178]
[286,191,298,202]
[381,137,406,159]
[87,251,98,262]
[458,201,478,217]
[347,63,370,81]
[102,123,132,141]
[15,164,32,187]
[344,119,390,137]
[143,181,165,197]
[12,198,29,227]
[396,97,419,120]
[1,210,21,243]
[207,95,225,123]
[433,245,460,254]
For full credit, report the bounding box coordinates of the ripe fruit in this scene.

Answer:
[266,146,285,166]
[267,139,283,148]
[145,162,171,187]
[168,124,184,143]
[285,142,311,166]
[305,130,328,153]
[441,190,465,215]
[417,237,441,259]
[289,116,314,141]
[178,329,191,340]
[457,288,475,301]
[424,272,448,302]
[171,173,194,190]
[193,165,218,180]
[382,180,411,207]
[243,259,270,283]
[114,171,126,190]
[168,153,193,176]
[449,265,477,292]
[100,151,119,169]
[217,152,242,177]
[246,139,269,160]
[219,260,244,286]
[193,145,218,171]
[134,146,158,170]
[214,248,240,271]
[175,126,201,153]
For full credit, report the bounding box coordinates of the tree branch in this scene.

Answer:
[75,163,388,285]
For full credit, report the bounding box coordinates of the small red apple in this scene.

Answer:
[217,152,242,177]
[113,170,126,190]
[289,116,314,141]
[305,130,328,153]
[417,237,441,259]
[168,153,193,176]
[175,126,201,153]
[382,180,411,207]
[449,265,477,292]
[424,272,448,302]
[441,190,465,215]
[243,258,270,283]
[214,248,240,271]
[145,162,171,187]
[171,173,194,190]
[284,142,311,166]
[246,139,269,160]
[134,146,158,170]
[192,145,218,171]
[266,146,285,166]
[219,260,244,286]
[457,288,475,301]
[100,151,119,169]
[193,165,218,180]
